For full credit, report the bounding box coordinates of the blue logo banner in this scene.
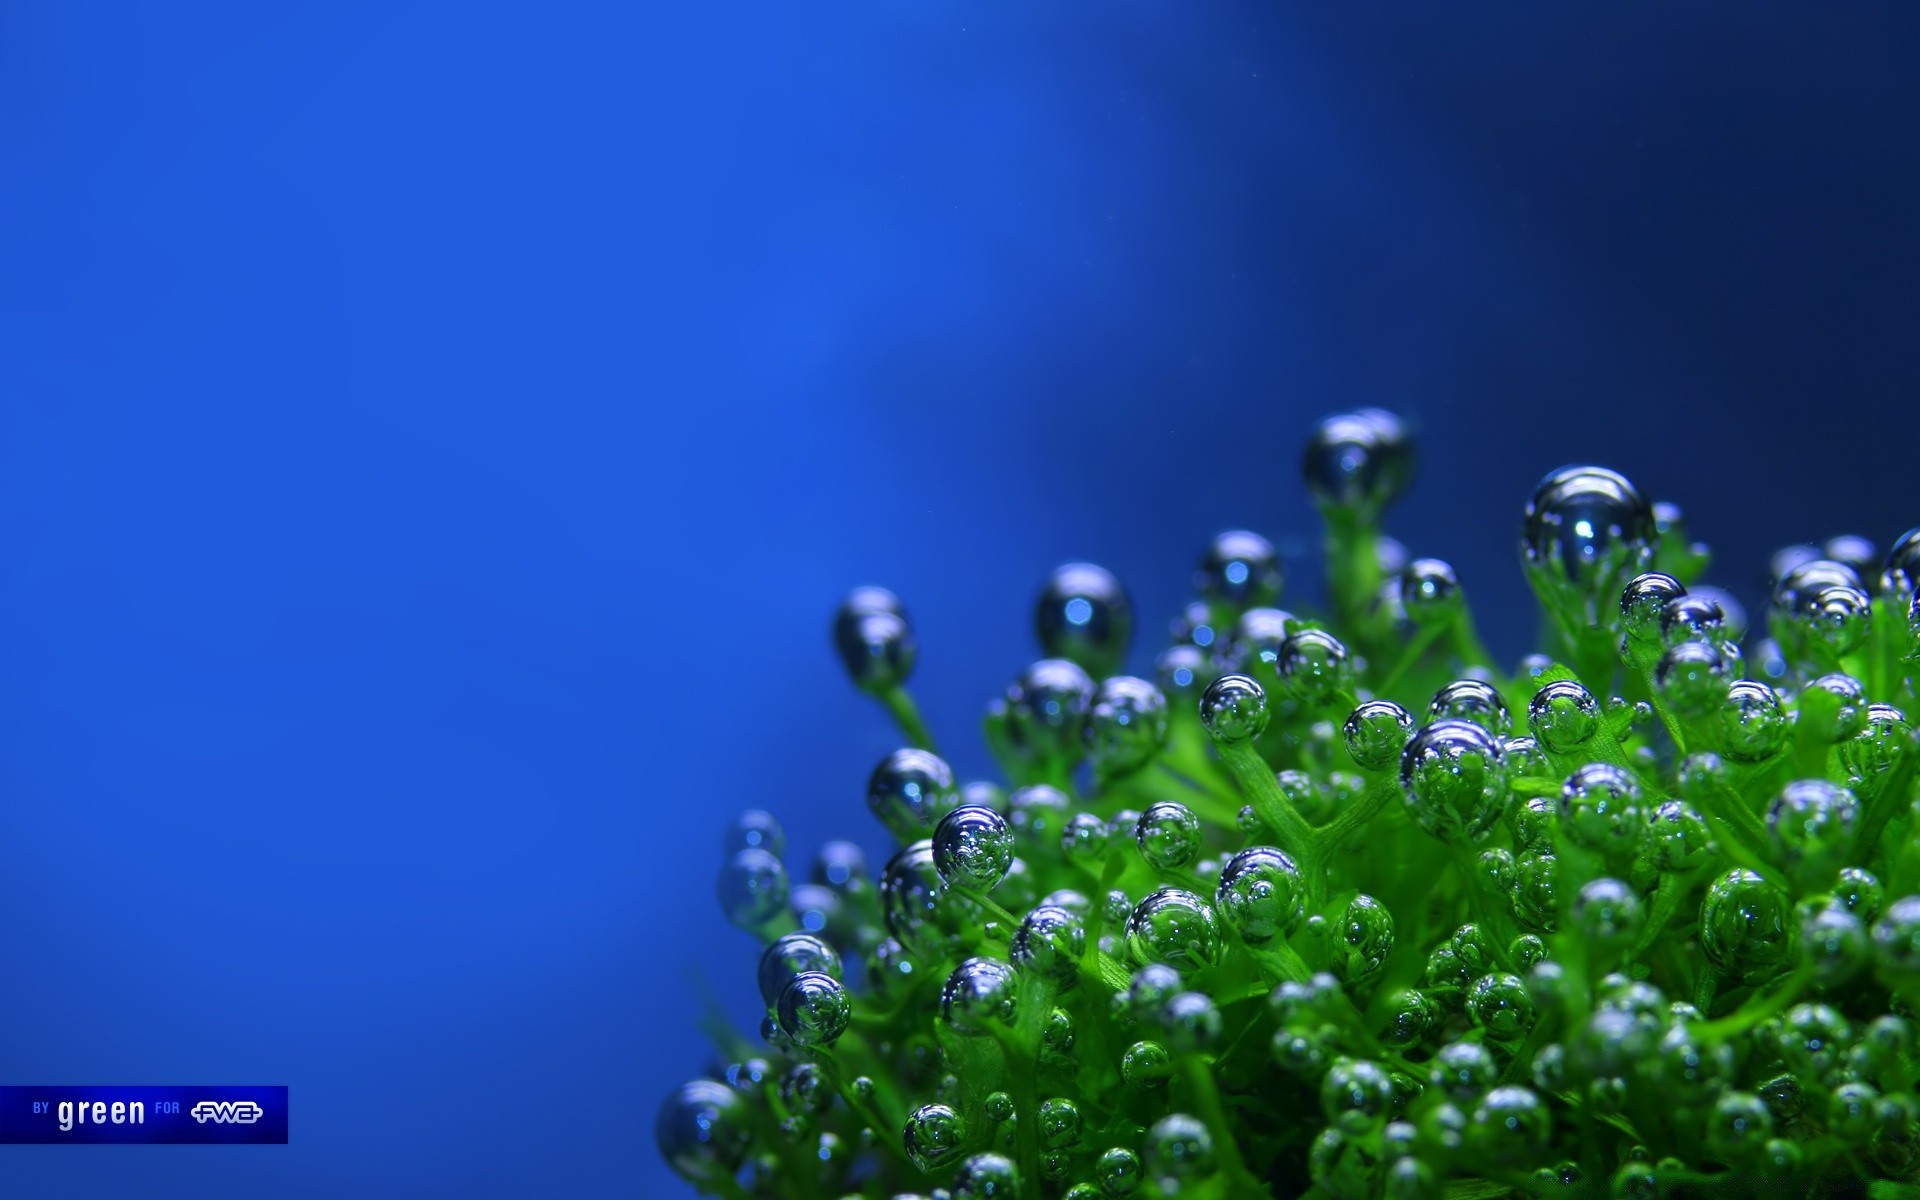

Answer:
[0,1086,288,1144]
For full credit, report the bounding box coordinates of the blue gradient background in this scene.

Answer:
[2,4,1916,1197]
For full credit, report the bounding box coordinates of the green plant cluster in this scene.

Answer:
[660,409,1920,1200]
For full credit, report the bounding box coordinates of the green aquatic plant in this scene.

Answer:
[662,409,1920,1199]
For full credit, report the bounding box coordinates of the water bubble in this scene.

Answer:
[833,588,916,693]
[1765,779,1859,890]
[1460,973,1533,1039]
[867,749,958,842]
[1466,1086,1550,1163]
[1888,528,1920,592]
[1160,991,1222,1054]
[1126,962,1185,1018]
[810,841,868,892]
[1399,719,1512,843]
[1096,1146,1143,1196]
[1805,673,1868,742]
[1382,988,1441,1047]
[1337,894,1396,985]
[1125,888,1222,972]
[1521,466,1657,600]
[1199,674,1269,744]
[1155,644,1212,698]
[779,1061,832,1117]
[1135,802,1203,872]
[757,933,842,1008]
[1037,563,1133,678]
[1214,846,1305,944]
[1037,1098,1082,1150]
[1705,1091,1774,1164]
[724,810,786,858]
[1701,869,1792,980]
[1841,704,1912,782]
[1220,607,1295,675]
[1144,1112,1216,1191]
[1321,1057,1394,1135]
[1837,867,1885,922]
[1277,629,1353,704]
[1572,878,1644,950]
[940,957,1019,1036]
[1527,680,1597,753]
[1197,530,1283,610]
[1428,1041,1499,1102]
[1620,572,1686,644]
[718,849,790,932]
[1004,784,1072,855]
[1169,600,1219,651]
[1344,699,1414,771]
[1122,1040,1174,1090]
[1772,557,1864,615]
[880,840,958,960]
[1400,558,1461,625]
[1086,676,1169,778]
[1799,902,1869,984]
[657,1079,753,1186]
[1512,855,1559,934]
[1655,640,1730,716]
[1010,904,1087,984]
[903,1104,967,1174]
[1003,660,1097,767]
[1500,736,1550,781]
[1873,896,1920,975]
[953,1152,1020,1200]
[1721,679,1789,763]
[1428,679,1512,735]
[1060,812,1112,866]
[1660,593,1728,647]
[1302,408,1415,514]
[1646,800,1715,873]
[933,806,1015,894]
[1801,582,1875,659]
[776,971,850,1046]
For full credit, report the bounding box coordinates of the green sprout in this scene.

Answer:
[662,409,1920,1199]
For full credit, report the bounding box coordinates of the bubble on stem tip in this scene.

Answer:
[932,805,1015,894]
[902,1103,967,1174]
[833,587,917,693]
[1302,408,1415,513]
[1521,466,1657,597]
[1796,582,1875,660]
[1200,674,1269,744]
[1661,593,1728,647]
[1467,974,1536,1039]
[1557,763,1643,859]
[1620,572,1685,644]
[1036,561,1134,679]
[1010,903,1087,984]
[757,932,842,1007]
[656,1079,753,1186]
[1721,679,1789,763]
[953,1152,1019,1200]
[1135,802,1203,872]
[1765,779,1859,890]
[1270,628,1350,706]
[718,848,790,932]
[776,971,850,1046]
[1155,644,1212,698]
[1338,894,1396,985]
[880,840,958,961]
[1887,528,1920,591]
[1772,558,1864,621]
[1222,607,1295,674]
[866,748,958,842]
[1824,534,1879,580]
[1144,1112,1217,1188]
[1344,699,1414,770]
[1646,800,1715,873]
[1805,673,1868,742]
[1841,704,1911,782]
[810,840,868,892]
[1655,640,1730,716]
[1527,680,1597,753]
[1873,896,1920,975]
[1399,719,1511,844]
[1197,530,1283,610]
[1400,558,1461,625]
[1321,1057,1395,1135]
[1123,1040,1174,1090]
[1097,1146,1143,1196]
[1572,878,1643,949]
[1429,679,1511,735]
[1003,659,1097,766]
[1126,888,1222,973]
[1214,846,1305,944]
[940,956,1019,1036]
[1468,1087,1550,1163]
[723,809,786,858]
[1701,869,1792,980]
[1086,675,1169,778]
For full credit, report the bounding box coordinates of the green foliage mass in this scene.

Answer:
[664,409,1920,1200]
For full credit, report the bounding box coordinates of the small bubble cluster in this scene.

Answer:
[661,415,1920,1198]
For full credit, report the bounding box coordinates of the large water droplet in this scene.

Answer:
[1521,466,1656,606]
[1125,888,1222,972]
[867,748,958,842]
[1429,679,1511,735]
[1086,675,1169,778]
[1527,680,1597,753]
[718,848,790,932]
[1199,674,1269,744]
[1302,409,1415,514]
[833,587,917,693]
[776,971,851,1047]
[657,1079,753,1186]
[933,805,1015,894]
[941,957,1020,1036]
[1214,846,1305,944]
[757,932,842,1008]
[903,1103,967,1174]
[1002,659,1097,767]
[1399,720,1511,843]
[1196,530,1283,610]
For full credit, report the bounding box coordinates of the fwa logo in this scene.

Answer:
[191,1100,265,1125]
